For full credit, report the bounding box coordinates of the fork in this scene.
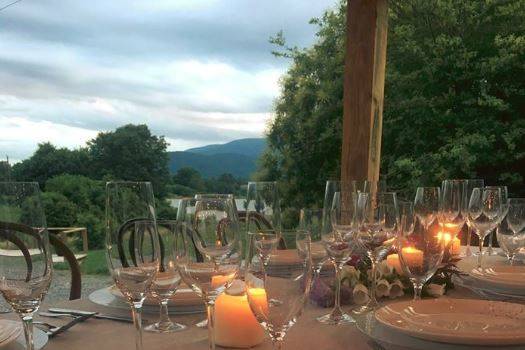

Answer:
[34,313,94,337]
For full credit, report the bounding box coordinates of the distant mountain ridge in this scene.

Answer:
[168,138,266,178]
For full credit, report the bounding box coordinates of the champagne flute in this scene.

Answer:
[439,180,467,254]
[398,215,445,300]
[177,197,241,350]
[486,186,508,255]
[414,187,440,229]
[498,198,525,265]
[0,182,53,350]
[144,220,186,333]
[464,179,484,257]
[355,188,398,313]
[468,187,502,269]
[106,181,160,350]
[245,230,312,350]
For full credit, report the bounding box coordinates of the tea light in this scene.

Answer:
[386,254,404,275]
[211,273,235,289]
[437,232,461,255]
[399,247,424,268]
[214,290,266,348]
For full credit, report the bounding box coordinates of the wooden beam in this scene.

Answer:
[341,0,389,185]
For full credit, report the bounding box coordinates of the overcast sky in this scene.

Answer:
[0,0,336,162]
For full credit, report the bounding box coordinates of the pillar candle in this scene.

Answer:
[386,254,404,275]
[400,247,424,268]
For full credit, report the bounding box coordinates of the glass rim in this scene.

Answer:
[0,181,39,185]
[247,181,277,186]
[105,180,152,186]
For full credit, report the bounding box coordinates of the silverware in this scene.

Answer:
[47,308,135,323]
[35,313,94,338]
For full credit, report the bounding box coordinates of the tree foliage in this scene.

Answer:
[257,0,525,208]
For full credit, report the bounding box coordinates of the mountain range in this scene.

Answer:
[168,138,266,178]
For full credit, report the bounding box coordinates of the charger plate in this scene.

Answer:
[374,299,525,346]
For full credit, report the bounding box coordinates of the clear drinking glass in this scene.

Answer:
[486,186,508,255]
[298,208,327,272]
[439,180,467,254]
[317,192,359,325]
[177,197,241,350]
[246,182,281,232]
[144,220,186,333]
[498,198,525,265]
[464,179,484,257]
[468,187,502,269]
[245,230,312,350]
[355,189,398,313]
[0,182,53,350]
[414,187,440,229]
[398,216,445,300]
[106,181,160,350]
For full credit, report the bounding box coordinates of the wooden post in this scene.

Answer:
[341,0,389,185]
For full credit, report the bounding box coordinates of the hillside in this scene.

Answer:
[169,138,266,178]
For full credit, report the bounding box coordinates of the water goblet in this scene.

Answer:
[414,187,440,229]
[464,179,484,257]
[497,198,525,265]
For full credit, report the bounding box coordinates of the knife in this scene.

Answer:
[48,312,95,338]
[47,308,135,323]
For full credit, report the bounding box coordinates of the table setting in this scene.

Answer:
[1,178,525,350]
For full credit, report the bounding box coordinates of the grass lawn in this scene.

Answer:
[54,249,109,275]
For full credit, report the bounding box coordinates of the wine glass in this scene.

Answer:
[177,196,241,350]
[464,179,484,257]
[355,188,398,313]
[486,186,508,255]
[246,181,281,231]
[497,198,525,265]
[245,230,312,350]
[317,191,359,324]
[0,182,53,350]
[144,220,186,333]
[468,187,502,269]
[398,215,445,300]
[398,201,415,236]
[106,181,160,350]
[414,187,440,229]
[298,208,327,272]
[439,180,467,254]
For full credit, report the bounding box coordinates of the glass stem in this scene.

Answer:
[331,262,343,318]
[158,299,171,328]
[206,300,216,350]
[21,314,34,350]
[413,282,423,300]
[272,340,283,350]
[132,302,144,350]
[478,235,484,269]
[466,226,472,256]
[369,260,378,306]
[488,230,493,255]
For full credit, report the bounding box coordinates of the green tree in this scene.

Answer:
[258,0,525,209]
[0,161,11,181]
[88,124,170,197]
[172,167,206,191]
[12,143,90,185]
[41,191,78,227]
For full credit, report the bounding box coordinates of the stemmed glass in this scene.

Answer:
[398,214,445,300]
[497,198,525,265]
[0,182,53,350]
[355,188,398,313]
[106,181,160,350]
[464,179,484,257]
[245,230,312,350]
[486,186,508,256]
[439,180,467,253]
[414,187,440,229]
[468,187,502,269]
[176,197,241,350]
[298,209,327,273]
[144,220,186,333]
[317,191,359,325]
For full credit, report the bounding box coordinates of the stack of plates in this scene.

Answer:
[355,299,525,349]
[455,257,525,301]
[89,285,205,315]
[0,320,21,348]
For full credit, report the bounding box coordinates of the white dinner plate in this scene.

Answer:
[470,266,525,289]
[0,320,22,348]
[108,284,202,307]
[375,299,525,346]
[89,287,205,315]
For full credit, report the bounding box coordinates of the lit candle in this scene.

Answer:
[437,232,461,255]
[386,254,404,275]
[400,247,424,268]
[211,273,235,289]
[246,287,269,317]
[214,285,266,348]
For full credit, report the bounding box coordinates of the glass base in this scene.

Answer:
[317,312,355,325]
[352,300,379,315]
[195,319,208,328]
[144,321,186,333]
